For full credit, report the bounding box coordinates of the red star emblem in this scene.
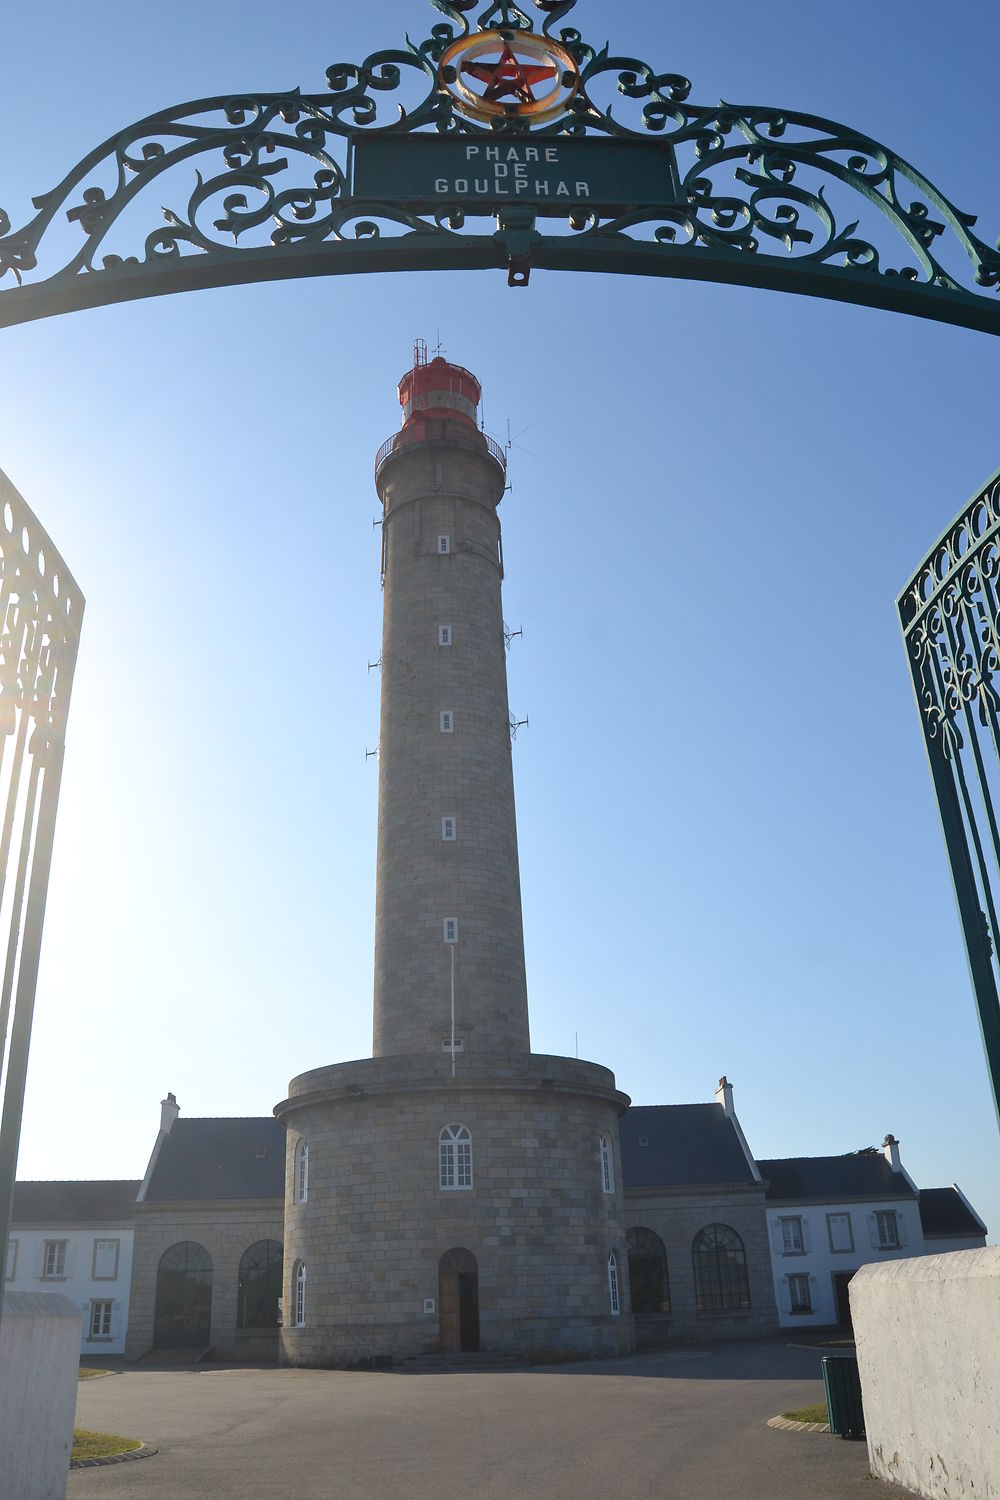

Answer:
[461,44,556,107]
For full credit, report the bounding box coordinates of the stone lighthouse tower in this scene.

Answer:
[275,346,633,1364]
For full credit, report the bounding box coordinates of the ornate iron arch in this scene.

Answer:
[0,0,998,332]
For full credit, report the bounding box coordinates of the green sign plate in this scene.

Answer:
[352,134,680,214]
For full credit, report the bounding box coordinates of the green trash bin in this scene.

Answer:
[822,1354,865,1439]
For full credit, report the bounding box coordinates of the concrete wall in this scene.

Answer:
[0,1291,81,1499]
[851,1247,1000,1499]
[625,1186,778,1344]
[6,1224,134,1355]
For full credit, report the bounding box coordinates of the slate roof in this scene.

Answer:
[144,1117,286,1202]
[12,1180,140,1225]
[620,1104,758,1190]
[919,1187,987,1239]
[758,1153,916,1203]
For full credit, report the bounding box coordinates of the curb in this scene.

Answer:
[767,1415,830,1435]
[71,1443,158,1470]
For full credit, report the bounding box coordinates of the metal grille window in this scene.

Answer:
[437,535,450,555]
[600,1133,614,1194]
[781,1217,804,1254]
[237,1240,283,1330]
[439,625,452,646]
[788,1274,812,1313]
[443,918,458,944]
[691,1223,751,1312]
[43,1240,67,1278]
[294,1261,306,1328]
[627,1226,670,1314]
[439,1124,473,1191]
[294,1139,308,1204]
[442,816,456,841]
[608,1252,620,1316]
[440,710,454,733]
[89,1300,113,1338]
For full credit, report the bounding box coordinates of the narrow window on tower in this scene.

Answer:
[608,1251,621,1315]
[442,816,456,841]
[438,624,452,646]
[443,918,458,943]
[600,1134,615,1194]
[440,710,454,733]
[437,535,451,555]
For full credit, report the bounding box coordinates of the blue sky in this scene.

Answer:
[2,0,999,1241]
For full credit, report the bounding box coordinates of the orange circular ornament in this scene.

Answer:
[438,31,580,124]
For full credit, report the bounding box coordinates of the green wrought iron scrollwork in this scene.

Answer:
[899,469,1000,1125]
[0,0,998,330]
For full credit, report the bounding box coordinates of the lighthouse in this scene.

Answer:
[275,346,633,1363]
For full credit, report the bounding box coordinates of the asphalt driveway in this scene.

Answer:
[68,1339,920,1500]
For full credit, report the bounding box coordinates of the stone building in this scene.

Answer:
[274,348,634,1364]
[123,1094,284,1361]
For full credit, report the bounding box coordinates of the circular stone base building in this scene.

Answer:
[275,350,634,1364]
[276,1055,631,1363]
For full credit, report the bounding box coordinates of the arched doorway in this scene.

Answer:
[154,1241,213,1349]
[438,1247,479,1353]
[627,1227,670,1315]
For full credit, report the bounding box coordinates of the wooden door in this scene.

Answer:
[439,1248,479,1353]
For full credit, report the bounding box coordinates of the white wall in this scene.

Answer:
[5,1226,134,1356]
[852,1247,1000,1500]
[0,1291,82,1500]
[766,1200,922,1327]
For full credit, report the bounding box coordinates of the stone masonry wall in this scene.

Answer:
[373,434,530,1059]
[624,1185,778,1344]
[125,1200,284,1362]
[277,1055,633,1365]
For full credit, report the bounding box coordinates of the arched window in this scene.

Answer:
[600,1133,614,1194]
[153,1241,212,1350]
[294,1139,308,1204]
[607,1251,621,1315]
[237,1240,283,1330]
[293,1261,306,1328]
[627,1227,670,1315]
[439,1124,473,1190]
[692,1223,751,1312]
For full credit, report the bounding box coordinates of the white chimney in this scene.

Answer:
[882,1133,902,1172]
[160,1092,180,1134]
[715,1075,735,1117]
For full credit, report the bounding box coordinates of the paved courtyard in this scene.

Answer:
[68,1340,919,1500]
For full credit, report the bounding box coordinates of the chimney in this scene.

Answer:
[160,1092,179,1134]
[882,1133,902,1172]
[715,1075,735,1117]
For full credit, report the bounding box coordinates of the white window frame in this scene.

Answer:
[294,1139,309,1205]
[4,1238,16,1281]
[874,1210,900,1249]
[43,1240,67,1279]
[787,1274,812,1314]
[600,1134,615,1194]
[89,1299,114,1339]
[441,816,456,841]
[294,1262,306,1328]
[608,1252,621,1316]
[440,710,454,733]
[437,535,451,555]
[827,1211,854,1253]
[443,918,458,944]
[439,1124,473,1191]
[438,624,452,646]
[92,1238,120,1280]
[780,1217,804,1255]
